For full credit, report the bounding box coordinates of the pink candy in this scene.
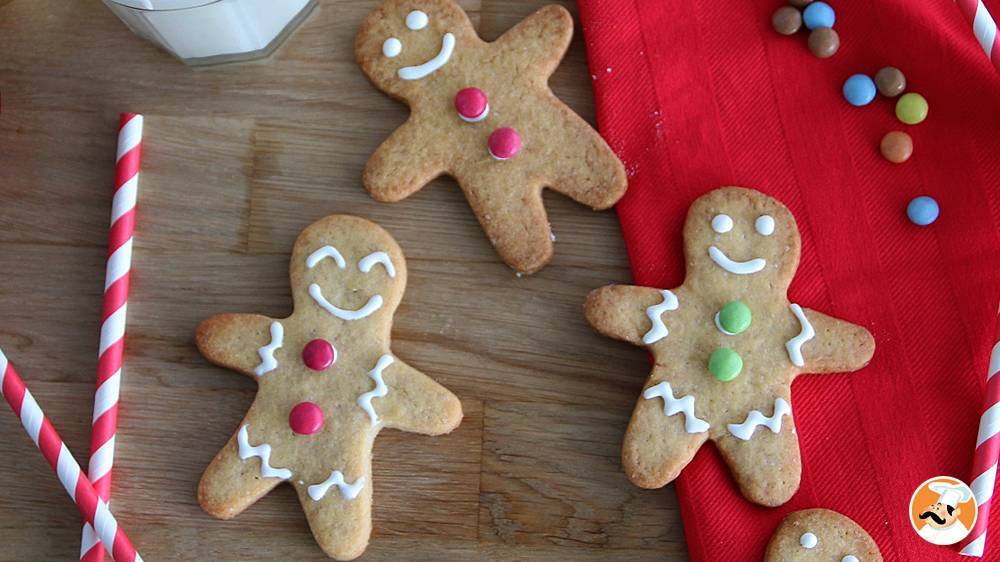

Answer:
[455,87,489,122]
[302,338,336,371]
[289,402,324,435]
[488,127,521,160]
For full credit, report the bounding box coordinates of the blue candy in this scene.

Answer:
[803,2,835,30]
[907,196,939,226]
[843,74,877,107]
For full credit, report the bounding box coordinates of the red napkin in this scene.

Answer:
[576,0,1000,560]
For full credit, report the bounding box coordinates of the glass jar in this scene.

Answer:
[102,0,318,66]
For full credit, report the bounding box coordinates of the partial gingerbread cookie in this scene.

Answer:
[765,508,882,562]
[356,0,627,274]
[585,187,875,506]
[196,215,462,560]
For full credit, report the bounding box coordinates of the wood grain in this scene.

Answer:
[0,0,689,559]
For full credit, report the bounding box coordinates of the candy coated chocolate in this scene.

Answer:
[895,92,928,125]
[772,6,803,35]
[808,27,839,58]
[874,66,906,97]
[803,1,835,30]
[907,196,939,226]
[879,131,913,164]
[842,74,877,107]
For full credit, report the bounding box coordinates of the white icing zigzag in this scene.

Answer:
[358,251,396,278]
[642,290,679,345]
[786,304,815,367]
[306,246,346,269]
[727,398,792,441]
[237,425,292,480]
[307,470,366,501]
[358,355,392,425]
[253,321,283,376]
[643,382,710,433]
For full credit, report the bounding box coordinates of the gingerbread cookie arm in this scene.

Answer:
[363,119,447,203]
[196,313,278,379]
[715,415,801,507]
[791,307,875,374]
[545,111,628,210]
[375,357,463,435]
[198,427,285,520]
[494,4,573,79]
[585,285,675,347]
[295,467,374,561]
[622,375,710,488]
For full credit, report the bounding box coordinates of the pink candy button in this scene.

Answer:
[455,87,489,122]
[289,402,324,435]
[488,127,521,160]
[302,338,336,371]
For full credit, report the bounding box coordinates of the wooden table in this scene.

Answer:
[0,1,688,559]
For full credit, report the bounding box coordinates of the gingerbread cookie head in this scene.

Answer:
[683,187,801,293]
[356,0,475,100]
[764,509,882,562]
[290,215,406,336]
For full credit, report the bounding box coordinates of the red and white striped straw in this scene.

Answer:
[959,302,1000,557]
[81,113,143,562]
[0,349,143,562]
[955,0,1000,73]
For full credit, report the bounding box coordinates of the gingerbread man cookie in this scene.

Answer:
[765,509,882,562]
[585,187,874,506]
[196,215,462,560]
[356,0,627,274]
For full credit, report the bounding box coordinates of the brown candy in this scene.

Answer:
[880,131,913,164]
[807,27,840,58]
[875,66,906,97]
[789,0,814,7]
[772,6,803,35]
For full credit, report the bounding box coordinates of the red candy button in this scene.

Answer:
[302,338,336,371]
[455,87,489,122]
[488,127,521,160]
[289,402,324,435]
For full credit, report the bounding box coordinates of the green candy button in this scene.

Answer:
[895,92,928,125]
[719,300,752,335]
[709,348,743,382]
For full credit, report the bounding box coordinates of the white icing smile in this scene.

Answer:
[708,245,766,275]
[309,284,383,320]
[398,32,455,80]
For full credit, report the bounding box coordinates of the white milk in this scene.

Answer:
[103,0,317,65]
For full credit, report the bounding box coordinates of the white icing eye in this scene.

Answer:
[711,214,733,233]
[405,10,429,30]
[382,37,402,58]
[755,215,775,236]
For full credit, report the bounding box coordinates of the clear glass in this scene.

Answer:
[102,0,318,66]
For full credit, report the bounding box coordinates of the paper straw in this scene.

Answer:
[959,303,1000,556]
[0,349,143,562]
[80,113,143,562]
[955,0,1000,73]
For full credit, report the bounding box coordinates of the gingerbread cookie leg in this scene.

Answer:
[623,377,710,488]
[462,182,553,273]
[295,459,374,561]
[585,285,673,346]
[794,307,876,373]
[196,313,277,377]
[198,423,286,519]
[376,358,463,435]
[715,410,802,506]
[363,120,447,203]
[494,5,573,77]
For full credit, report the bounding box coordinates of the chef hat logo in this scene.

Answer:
[909,476,978,546]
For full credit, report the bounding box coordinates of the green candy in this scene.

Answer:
[895,92,928,125]
[718,300,752,335]
[709,348,743,382]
